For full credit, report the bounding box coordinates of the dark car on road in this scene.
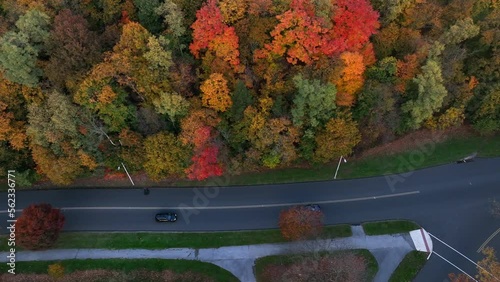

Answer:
[304,204,321,212]
[155,212,177,222]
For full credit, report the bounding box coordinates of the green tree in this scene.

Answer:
[291,74,337,132]
[0,32,41,87]
[134,0,163,34]
[472,84,500,135]
[440,17,480,45]
[370,0,414,24]
[27,90,80,152]
[76,77,137,133]
[152,92,189,122]
[402,60,448,129]
[0,9,50,86]
[155,0,186,39]
[144,132,191,180]
[143,35,173,72]
[366,57,397,83]
[15,9,51,46]
[227,80,253,122]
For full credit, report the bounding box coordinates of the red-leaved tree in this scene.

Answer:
[279,206,324,241]
[189,0,241,72]
[16,204,65,250]
[189,0,226,57]
[185,145,223,180]
[327,0,380,55]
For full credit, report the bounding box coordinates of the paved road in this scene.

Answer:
[1,157,499,281]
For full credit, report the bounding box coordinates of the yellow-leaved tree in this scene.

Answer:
[200,73,232,112]
[314,116,361,163]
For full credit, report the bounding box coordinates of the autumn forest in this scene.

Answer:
[0,0,498,185]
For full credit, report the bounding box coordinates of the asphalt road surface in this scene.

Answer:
[1,157,499,281]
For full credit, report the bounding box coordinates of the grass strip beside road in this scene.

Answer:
[0,259,238,281]
[1,132,498,191]
[389,251,428,282]
[173,135,500,186]
[0,225,352,252]
[362,220,420,235]
[254,249,378,282]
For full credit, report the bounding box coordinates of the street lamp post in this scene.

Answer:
[334,156,347,179]
[118,162,135,186]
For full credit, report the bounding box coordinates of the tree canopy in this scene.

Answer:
[0,0,496,184]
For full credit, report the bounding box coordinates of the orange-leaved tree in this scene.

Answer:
[208,27,241,70]
[396,54,419,93]
[279,206,324,241]
[254,0,379,65]
[200,73,232,112]
[334,52,366,107]
[16,203,65,250]
[254,0,331,65]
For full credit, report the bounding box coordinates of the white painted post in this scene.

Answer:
[121,162,135,186]
[334,156,347,179]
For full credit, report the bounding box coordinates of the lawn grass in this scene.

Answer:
[0,259,238,281]
[340,135,500,179]
[254,249,378,282]
[362,220,420,235]
[389,251,428,282]
[0,225,351,252]
[172,134,500,187]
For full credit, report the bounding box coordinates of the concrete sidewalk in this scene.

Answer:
[1,227,417,282]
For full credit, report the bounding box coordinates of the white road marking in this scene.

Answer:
[477,227,500,253]
[0,191,420,213]
[431,232,500,281]
[433,251,478,282]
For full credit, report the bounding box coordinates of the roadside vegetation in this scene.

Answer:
[1,130,498,191]
[1,0,499,188]
[173,133,500,186]
[389,251,428,282]
[362,220,420,235]
[0,259,238,282]
[254,250,378,282]
[0,225,351,252]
